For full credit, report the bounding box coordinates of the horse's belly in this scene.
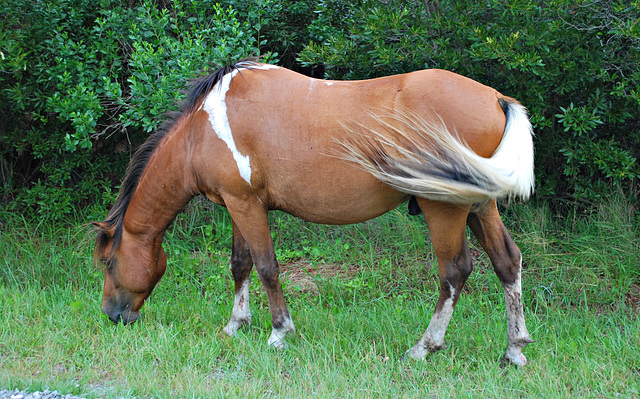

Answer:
[268,174,409,225]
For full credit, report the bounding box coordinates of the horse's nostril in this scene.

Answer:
[121,309,140,325]
[102,305,122,324]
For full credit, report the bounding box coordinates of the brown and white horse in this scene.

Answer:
[93,60,535,365]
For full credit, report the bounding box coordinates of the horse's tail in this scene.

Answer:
[339,97,534,205]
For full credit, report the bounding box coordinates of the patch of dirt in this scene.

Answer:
[53,363,67,374]
[626,284,640,314]
[279,261,359,296]
[562,283,640,316]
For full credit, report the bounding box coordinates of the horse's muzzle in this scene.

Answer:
[102,304,140,325]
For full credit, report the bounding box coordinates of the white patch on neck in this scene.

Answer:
[202,69,252,185]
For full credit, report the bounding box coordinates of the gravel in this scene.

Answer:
[0,389,113,399]
[0,390,87,399]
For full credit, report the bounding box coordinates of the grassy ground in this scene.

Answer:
[0,196,638,398]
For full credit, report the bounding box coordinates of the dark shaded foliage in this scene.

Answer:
[1,0,638,219]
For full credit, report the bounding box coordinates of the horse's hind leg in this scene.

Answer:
[223,221,254,336]
[223,196,295,349]
[467,200,533,366]
[408,199,474,359]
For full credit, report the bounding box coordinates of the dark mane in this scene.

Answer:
[94,59,258,262]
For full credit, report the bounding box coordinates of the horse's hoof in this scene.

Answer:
[222,324,238,337]
[268,338,288,351]
[502,336,533,367]
[502,351,528,367]
[267,331,290,350]
[222,317,251,337]
[407,347,427,360]
[402,348,426,361]
[405,339,445,361]
[267,318,296,350]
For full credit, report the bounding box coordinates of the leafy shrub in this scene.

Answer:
[1,0,638,219]
[224,0,317,69]
[1,0,258,219]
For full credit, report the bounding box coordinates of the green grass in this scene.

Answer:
[0,196,639,398]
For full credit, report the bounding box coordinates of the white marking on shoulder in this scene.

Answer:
[202,69,252,185]
[323,81,334,86]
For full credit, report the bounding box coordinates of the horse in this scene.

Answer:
[93,59,535,366]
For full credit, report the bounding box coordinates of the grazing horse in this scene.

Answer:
[93,60,535,366]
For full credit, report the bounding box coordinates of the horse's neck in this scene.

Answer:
[123,125,195,238]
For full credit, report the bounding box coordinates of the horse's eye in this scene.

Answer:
[101,257,116,271]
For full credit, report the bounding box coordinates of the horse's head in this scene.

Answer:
[93,221,167,325]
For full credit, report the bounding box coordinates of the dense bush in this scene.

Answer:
[0,0,260,218]
[1,0,638,219]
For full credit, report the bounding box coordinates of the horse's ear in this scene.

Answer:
[92,221,115,238]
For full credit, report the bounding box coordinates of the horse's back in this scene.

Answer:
[231,66,506,156]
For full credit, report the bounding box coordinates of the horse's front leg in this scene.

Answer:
[223,221,254,336]
[408,199,473,359]
[467,201,533,366]
[224,196,295,349]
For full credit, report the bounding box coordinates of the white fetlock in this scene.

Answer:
[224,280,251,336]
[500,259,533,367]
[407,287,455,360]
[267,318,296,350]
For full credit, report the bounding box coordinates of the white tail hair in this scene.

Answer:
[339,99,534,205]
